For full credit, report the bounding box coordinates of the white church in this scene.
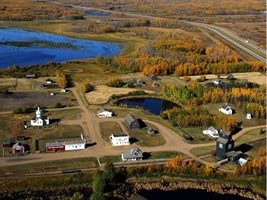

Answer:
[31,107,49,126]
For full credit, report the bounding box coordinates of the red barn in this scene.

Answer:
[46,142,65,152]
[12,142,25,154]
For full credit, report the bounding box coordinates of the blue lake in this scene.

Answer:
[0,27,122,69]
[119,98,179,115]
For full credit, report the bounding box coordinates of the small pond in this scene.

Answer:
[85,12,111,17]
[119,98,179,115]
[0,27,122,69]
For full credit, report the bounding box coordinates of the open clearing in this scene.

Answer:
[186,72,266,85]
[85,85,155,104]
[0,91,70,111]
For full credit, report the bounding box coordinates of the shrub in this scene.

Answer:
[106,77,124,87]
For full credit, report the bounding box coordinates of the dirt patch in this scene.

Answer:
[0,91,70,111]
[85,85,155,104]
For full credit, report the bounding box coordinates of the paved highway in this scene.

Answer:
[68,3,266,63]
[187,22,266,63]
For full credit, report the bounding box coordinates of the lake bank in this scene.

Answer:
[113,178,265,200]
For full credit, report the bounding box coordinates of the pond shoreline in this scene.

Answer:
[113,179,265,200]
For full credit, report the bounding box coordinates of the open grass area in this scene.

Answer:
[235,128,266,146]
[0,157,98,174]
[99,155,121,164]
[201,103,266,127]
[99,122,124,143]
[181,127,214,144]
[190,146,215,157]
[149,151,183,159]
[48,109,82,120]
[125,123,166,147]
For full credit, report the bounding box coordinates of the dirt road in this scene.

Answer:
[0,87,265,167]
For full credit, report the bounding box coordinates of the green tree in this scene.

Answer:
[90,171,106,200]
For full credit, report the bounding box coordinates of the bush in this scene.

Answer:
[81,82,94,93]
[55,102,63,108]
[106,77,124,87]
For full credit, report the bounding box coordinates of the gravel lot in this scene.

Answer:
[0,91,69,111]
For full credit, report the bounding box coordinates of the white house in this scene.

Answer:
[121,148,143,161]
[109,134,130,146]
[97,108,114,118]
[65,139,86,151]
[203,126,219,138]
[31,107,49,126]
[219,103,233,115]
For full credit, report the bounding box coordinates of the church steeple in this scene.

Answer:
[36,107,42,118]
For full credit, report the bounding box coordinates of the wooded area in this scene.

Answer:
[0,0,84,20]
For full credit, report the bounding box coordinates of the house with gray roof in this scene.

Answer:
[121,147,143,161]
[125,114,141,130]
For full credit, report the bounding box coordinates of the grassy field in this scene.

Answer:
[234,128,266,146]
[99,155,121,164]
[125,123,166,147]
[181,127,215,144]
[202,103,266,127]
[190,146,216,157]
[0,157,98,174]
[99,121,124,143]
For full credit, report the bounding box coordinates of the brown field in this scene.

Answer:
[183,72,266,85]
[85,85,155,104]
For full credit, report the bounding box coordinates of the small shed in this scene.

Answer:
[246,113,252,119]
[125,114,141,130]
[26,74,36,79]
[183,133,192,141]
[12,142,25,154]
[147,128,157,135]
[227,74,235,80]
[46,78,54,84]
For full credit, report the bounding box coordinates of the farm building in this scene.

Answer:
[125,114,141,130]
[216,130,235,159]
[46,139,86,152]
[97,108,114,118]
[109,134,130,146]
[46,142,65,152]
[31,107,49,126]
[65,139,86,151]
[121,147,143,161]
[219,103,233,115]
[12,142,25,154]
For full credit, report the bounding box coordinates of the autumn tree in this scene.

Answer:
[56,70,67,88]
[80,81,93,93]
[106,77,124,87]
